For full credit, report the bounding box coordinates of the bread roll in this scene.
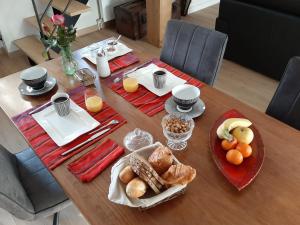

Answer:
[162,164,196,185]
[126,178,147,198]
[148,146,173,174]
[119,166,136,184]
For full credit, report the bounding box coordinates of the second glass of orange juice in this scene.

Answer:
[85,88,103,113]
[123,77,139,93]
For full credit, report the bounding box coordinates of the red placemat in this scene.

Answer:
[68,139,124,182]
[107,59,205,117]
[109,53,139,73]
[84,52,139,73]
[12,86,127,170]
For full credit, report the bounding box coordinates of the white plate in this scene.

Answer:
[32,100,100,146]
[127,63,187,96]
[82,42,133,64]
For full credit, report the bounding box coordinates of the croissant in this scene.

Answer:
[148,146,173,175]
[162,164,196,185]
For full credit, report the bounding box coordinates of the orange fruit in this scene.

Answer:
[236,143,252,158]
[221,137,238,151]
[226,150,243,165]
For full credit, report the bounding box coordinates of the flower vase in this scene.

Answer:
[60,45,77,76]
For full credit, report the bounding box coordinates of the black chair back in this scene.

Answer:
[160,19,228,85]
[266,56,300,130]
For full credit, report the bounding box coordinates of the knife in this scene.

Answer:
[113,60,152,83]
[28,101,52,115]
[61,128,111,156]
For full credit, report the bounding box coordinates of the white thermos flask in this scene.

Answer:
[96,49,111,78]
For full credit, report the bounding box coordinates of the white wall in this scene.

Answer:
[188,0,220,14]
[72,0,99,30]
[0,0,218,53]
[100,0,132,22]
[0,0,39,52]
[0,0,133,53]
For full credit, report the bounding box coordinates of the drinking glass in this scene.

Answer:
[84,88,103,113]
[123,75,139,93]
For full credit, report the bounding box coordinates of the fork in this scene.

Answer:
[89,119,120,135]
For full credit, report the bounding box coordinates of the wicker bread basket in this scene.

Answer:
[108,142,187,209]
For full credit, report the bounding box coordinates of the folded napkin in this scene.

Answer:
[68,139,125,182]
[127,63,186,96]
[83,42,133,64]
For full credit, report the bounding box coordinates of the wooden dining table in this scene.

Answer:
[0,40,299,225]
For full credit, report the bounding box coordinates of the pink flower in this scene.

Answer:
[51,14,65,26]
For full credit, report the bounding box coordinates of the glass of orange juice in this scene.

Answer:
[85,88,103,113]
[123,76,139,93]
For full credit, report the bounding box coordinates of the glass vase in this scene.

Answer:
[60,45,77,76]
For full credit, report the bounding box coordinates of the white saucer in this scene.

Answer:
[18,76,57,96]
[165,97,206,118]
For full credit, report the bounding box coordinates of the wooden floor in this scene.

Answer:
[0,4,278,225]
[0,48,30,78]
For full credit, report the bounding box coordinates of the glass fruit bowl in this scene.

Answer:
[161,113,195,151]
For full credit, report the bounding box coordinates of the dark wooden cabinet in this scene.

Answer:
[114,0,181,40]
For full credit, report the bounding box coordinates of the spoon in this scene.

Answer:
[113,35,122,45]
[89,119,120,135]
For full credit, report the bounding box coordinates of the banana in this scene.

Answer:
[216,123,225,139]
[216,118,252,140]
[223,118,252,132]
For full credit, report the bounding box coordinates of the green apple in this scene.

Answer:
[232,127,254,144]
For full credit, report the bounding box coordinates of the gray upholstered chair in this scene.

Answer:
[160,19,228,85]
[0,145,70,225]
[266,56,300,130]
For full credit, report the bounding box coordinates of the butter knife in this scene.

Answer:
[113,61,152,83]
[28,101,51,115]
[61,128,111,156]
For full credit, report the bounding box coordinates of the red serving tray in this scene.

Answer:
[209,109,265,191]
